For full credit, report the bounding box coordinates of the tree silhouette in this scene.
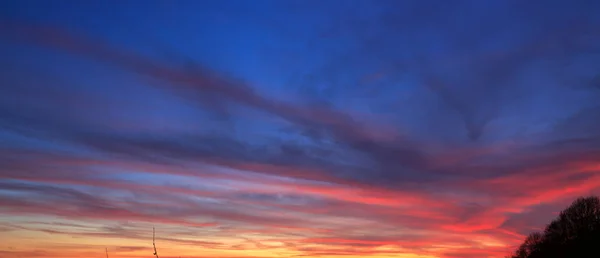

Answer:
[509,196,600,258]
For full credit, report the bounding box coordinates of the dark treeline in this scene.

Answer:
[508,196,600,258]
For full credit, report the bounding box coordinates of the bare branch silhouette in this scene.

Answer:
[509,196,600,258]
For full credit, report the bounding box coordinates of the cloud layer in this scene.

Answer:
[1,0,599,257]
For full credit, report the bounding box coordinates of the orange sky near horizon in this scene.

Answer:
[2,159,599,258]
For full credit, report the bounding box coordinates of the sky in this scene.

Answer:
[0,0,599,257]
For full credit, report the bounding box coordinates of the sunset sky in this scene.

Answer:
[1,0,600,257]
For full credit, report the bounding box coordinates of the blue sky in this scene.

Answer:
[0,1,600,258]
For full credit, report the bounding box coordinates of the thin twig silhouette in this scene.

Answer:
[153,227,159,258]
